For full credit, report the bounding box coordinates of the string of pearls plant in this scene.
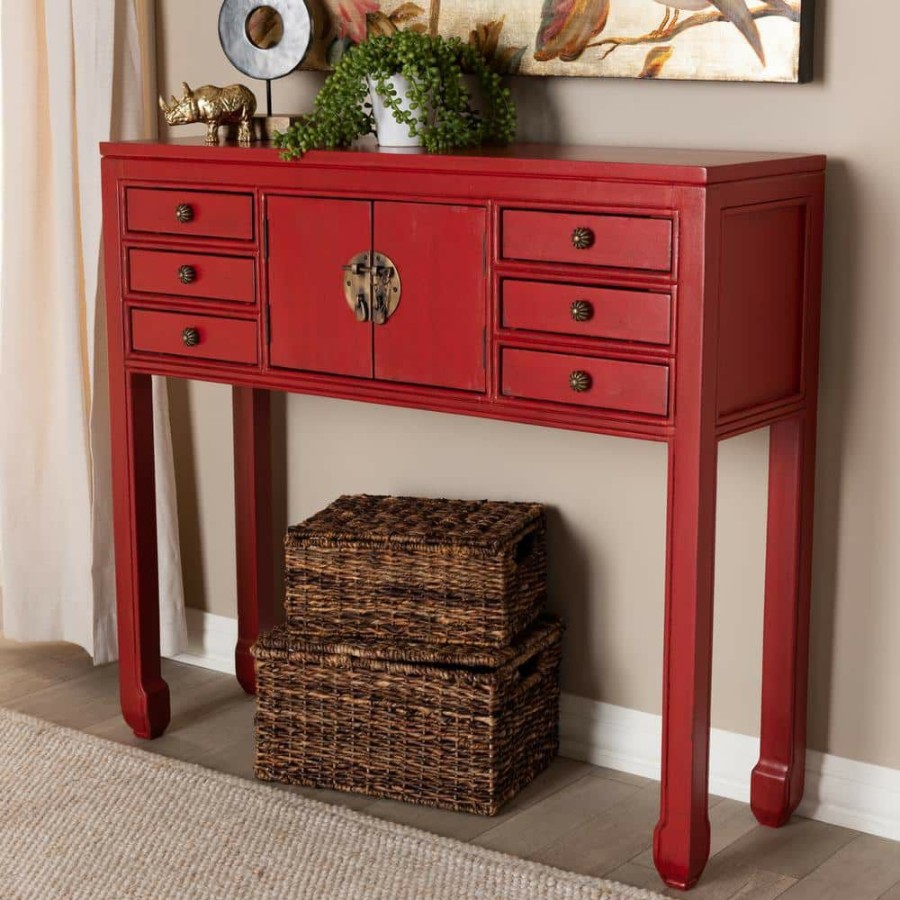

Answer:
[274,31,517,159]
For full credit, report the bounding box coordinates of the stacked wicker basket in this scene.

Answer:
[252,494,563,816]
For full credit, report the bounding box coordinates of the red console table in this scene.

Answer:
[100,139,825,890]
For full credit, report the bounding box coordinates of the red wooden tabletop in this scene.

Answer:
[101,137,825,186]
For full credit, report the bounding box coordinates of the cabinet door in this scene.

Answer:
[268,196,373,378]
[374,202,486,393]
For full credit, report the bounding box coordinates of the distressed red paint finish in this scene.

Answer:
[101,139,825,890]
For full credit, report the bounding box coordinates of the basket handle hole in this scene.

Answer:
[517,655,540,681]
[514,532,536,565]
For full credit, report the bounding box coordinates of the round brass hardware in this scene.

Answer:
[175,203,194,224]
[571,227,595,251]
[570,300,594,322]
[569,370,592,393]
[178,264,197,285]
[182,327,200,348]
[342,250,401,324]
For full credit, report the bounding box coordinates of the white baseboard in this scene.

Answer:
[174,608,900,844]
[172,607,240,675]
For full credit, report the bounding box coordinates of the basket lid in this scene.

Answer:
[253,614,563,671]
[286,495,544,555]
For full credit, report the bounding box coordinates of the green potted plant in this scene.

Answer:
[274,31,517,158]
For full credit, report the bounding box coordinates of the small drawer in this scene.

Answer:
[125,187,254,241]
[502,210,672,271]
[130,309,258,365]
[502,280,671,345]
[501,348,669,417]
[127,248,256,304]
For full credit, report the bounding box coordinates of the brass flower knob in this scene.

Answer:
[569,370,592,393]
[570,300,594,322]
[175,203,194,224]
[571,227,595,251]
[182,327,200,348]
[178,264,197,285]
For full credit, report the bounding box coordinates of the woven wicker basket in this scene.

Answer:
[253,616,563,816]
[284,495,546,648]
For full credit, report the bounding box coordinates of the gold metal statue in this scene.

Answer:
[159,82,257,146]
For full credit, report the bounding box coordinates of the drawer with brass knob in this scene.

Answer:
[501,348,669,417]
[125,187,254,241]
[501,280,672,346]
[127,248,256,304]
[130,309,258,365]
[501,209,672,272]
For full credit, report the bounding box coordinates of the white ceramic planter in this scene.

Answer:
[367,74,425,148]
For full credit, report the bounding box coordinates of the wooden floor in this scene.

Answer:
[2,636,899,899]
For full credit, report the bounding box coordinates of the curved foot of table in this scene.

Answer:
[653,817,711,891]
[751,761,802,828]
[121,677,171,740]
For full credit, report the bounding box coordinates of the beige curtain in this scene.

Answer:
[0,0,186,664]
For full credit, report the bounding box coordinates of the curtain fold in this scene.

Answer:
[0,0,186,664]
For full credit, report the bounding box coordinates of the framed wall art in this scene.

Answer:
[303,0,815,83]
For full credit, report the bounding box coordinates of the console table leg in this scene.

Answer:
[110,372,170,739]
[233,386,275,694]
[653,435,718,890]
[751,413,816,827]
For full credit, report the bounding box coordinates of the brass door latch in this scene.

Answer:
[342,252,402,325]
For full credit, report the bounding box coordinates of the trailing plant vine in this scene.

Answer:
[274,31,517,159]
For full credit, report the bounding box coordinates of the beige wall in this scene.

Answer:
[157,1,900,772]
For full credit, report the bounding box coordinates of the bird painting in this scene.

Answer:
[651,0,765,65]
[301,0,810,83]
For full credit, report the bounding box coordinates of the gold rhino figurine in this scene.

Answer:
[159,82,257,146]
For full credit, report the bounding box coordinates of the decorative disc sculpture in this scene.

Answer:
[219,0,313,125]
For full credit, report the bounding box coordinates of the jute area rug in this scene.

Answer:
[0,709,665,900]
